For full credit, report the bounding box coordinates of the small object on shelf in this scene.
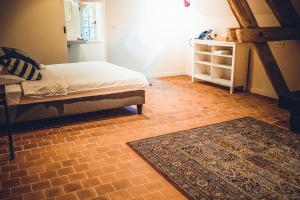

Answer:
[197,29,214,40]
[192,39,249,94]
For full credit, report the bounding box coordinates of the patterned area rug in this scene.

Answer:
[128,117,300,200]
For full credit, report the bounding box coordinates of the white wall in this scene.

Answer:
[106,0,190,77]
[106,0,300,98]
[0,0,68,65]
[68,42,106,62]
[65,0,81,41]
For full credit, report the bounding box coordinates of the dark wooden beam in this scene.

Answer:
[227,0,258,28]
[255,43,290,96]
[236,27,300,43]
[227,0,290,96]
[265,0,300,28]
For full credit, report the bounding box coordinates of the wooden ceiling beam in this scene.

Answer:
[227,0,258,28]
[254,43,291,96]
[265,0,300,28]
[227,28,238,41]
[227,0,290,96]
[235,27,300,43]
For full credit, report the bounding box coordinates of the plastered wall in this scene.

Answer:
[0,0,68,64]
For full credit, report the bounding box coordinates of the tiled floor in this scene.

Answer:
[0,76,290,200]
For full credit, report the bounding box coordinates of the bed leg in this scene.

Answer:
[137,104,143,115]
[8,132,14,160]
[5,115,14,160]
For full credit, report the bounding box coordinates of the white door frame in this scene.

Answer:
[102,0,108,61]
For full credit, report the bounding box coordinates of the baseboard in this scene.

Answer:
[146,71,187,79]
[250,87,278,99]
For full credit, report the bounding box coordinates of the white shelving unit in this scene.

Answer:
[192,39,249,94]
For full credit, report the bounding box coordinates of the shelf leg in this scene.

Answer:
[137,104,143,115]
[230,87,234,94]
[243,85,247,92]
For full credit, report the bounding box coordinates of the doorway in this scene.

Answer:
[64,0,107,63]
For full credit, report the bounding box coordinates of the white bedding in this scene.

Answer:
[52,61,148,93]
[20,61,149,98]
[21,66,68,98]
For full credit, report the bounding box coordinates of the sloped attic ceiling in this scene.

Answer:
[191,0,300,17]
[248,0,300,15]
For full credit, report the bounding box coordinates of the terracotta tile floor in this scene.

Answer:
[0,76,290,200]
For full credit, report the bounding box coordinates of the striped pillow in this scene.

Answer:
[3,57,42,81]
[2,47,41,69]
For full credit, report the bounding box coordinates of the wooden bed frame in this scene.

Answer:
[3,88,145,160]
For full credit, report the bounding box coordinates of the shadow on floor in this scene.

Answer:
[0,106,138,136]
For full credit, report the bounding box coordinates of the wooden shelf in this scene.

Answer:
[212,54,233,58]
[195,51,212,55]
[195,61,211,66]
[211,78,231,86]
[193,73,211,81]
[212,63,232,69]
[192,39,250,94]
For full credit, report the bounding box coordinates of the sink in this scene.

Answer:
[67,40,88,45]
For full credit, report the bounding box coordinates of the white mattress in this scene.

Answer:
[6,61,149,105]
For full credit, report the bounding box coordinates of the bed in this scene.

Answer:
[4,61,149,124]
[2,61,149,159]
